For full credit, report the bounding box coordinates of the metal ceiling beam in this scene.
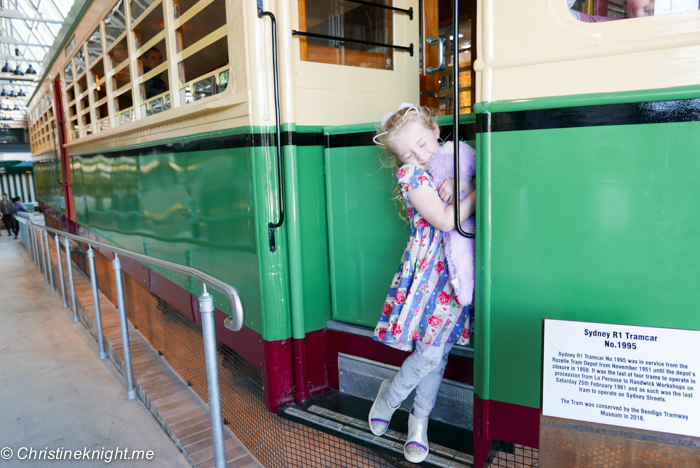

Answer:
[0,75,39,82]
[0,36,51,47]
[0,53,43,63]
[0,9,64,24]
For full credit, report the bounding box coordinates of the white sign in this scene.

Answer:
[542,319,700,437]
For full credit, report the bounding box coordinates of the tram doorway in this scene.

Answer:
[421,0,476,115]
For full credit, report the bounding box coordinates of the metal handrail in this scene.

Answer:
[28,220,245,332]
[24,218,240,468]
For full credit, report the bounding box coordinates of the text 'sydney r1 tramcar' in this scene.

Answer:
[27,0,700,466]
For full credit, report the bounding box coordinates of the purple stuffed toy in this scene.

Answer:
[428,141,476,306]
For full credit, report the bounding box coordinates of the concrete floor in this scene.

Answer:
[0,234,192,467]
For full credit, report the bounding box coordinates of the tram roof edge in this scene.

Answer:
[29,0,94,104]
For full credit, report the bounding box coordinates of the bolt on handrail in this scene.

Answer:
[25,219,243,468]
[28,220,245,332]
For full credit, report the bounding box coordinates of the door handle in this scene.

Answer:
[426,37,445,74]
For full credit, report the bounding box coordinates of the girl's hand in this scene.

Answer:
[439,179,455,204]
[439,179,475,204]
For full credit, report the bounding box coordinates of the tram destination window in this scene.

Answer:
[298,0,393,70]
[568,0,699,21]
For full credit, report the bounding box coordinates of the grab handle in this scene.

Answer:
[452,1,474,239]
[426,37,445,74]
[258,0,285,252]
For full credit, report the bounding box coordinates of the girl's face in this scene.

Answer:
[387,121,440,170]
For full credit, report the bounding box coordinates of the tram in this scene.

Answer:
[27,0,700,466]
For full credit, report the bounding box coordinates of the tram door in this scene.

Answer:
[421,0,476,115]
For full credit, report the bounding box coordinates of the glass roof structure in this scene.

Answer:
[0,0,76,121]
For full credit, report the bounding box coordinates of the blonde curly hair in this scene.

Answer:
[375,104,439,220]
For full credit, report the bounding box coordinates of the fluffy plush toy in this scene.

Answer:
[428,141,476,306]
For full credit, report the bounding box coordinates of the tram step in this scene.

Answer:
[278,391,474,468]
[338,352,474,431]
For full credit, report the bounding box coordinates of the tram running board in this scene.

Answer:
[278,391,474,468]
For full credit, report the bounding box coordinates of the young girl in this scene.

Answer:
[369,103,476,464]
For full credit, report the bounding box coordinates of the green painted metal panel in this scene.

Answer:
[294,135,333,335]
[324,125,410,328]
[34,161,65,211]
[482,120,700,409]
[69,140,274,337]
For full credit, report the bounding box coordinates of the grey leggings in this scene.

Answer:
[385,340,455,419]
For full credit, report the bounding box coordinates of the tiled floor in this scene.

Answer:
[35,229,264,468]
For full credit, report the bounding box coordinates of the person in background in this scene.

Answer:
[142,48,167,99]
[0,193,14,237]
[12,196,26,239]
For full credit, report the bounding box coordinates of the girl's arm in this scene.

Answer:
[438,179,475,204]
[407,185,476,232]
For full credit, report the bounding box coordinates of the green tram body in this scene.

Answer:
[28,0,700,465]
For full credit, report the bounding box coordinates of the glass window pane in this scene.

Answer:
[65,35,76,55]
[87,27,103,64]
[109,36,129,69]
[568,0,699,21]
[64,63,74,84]
[132,3,164,50]
[105,0,127,47]
[139,39,169,100]
[74,48,86,76]
[299,0,393,70]
[131,0,158,22]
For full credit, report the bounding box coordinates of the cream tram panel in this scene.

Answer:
[287,0,419,127]
[476,0,700,104]
[35,0,253,153]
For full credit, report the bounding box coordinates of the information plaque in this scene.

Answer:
[542,319,700,437]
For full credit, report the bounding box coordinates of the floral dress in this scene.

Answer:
[374,164,471,352]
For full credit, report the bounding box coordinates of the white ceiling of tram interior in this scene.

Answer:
[0,0,75,122]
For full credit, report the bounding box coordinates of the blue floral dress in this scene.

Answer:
[374,165,471,352]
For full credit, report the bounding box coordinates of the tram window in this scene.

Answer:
[177,0,226,50]
[298,0,393,70]
[65,35,77,55]
[67,86,76,103]
[81,95,91,114]
[65,63,74,84]
[173,0,201,19]
[94,83,107,102]
[70,119,79,140]
[132,3,164,49]
[143,92,171,116]
[75,48,86,77]
[95,103,109,123]
[91,60,105,86]
[87,27,103,64]
[131,0,159,22]
[115,90,133,112]
[138,41,169,100]
[69,104,77,118]
[104,0,127,47]
[177,34,228,90]
[120,109,134,125]
[113,65,131,91]
[568,0,699,21]
[77,74,88,96]
[84,117,93,136]
[109,37,129,69]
